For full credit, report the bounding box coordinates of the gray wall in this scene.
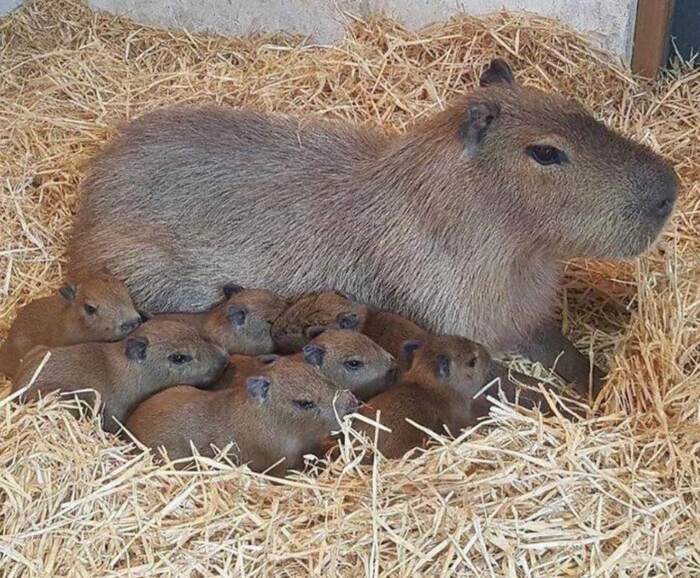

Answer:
[1,1,638,61]
[0,0,21,15]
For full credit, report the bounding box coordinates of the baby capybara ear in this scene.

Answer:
[257,354,279,365]
[223,283,244,299]
[59,283,77,302]
[401,339,422,367]
[125,336,149,362]
[246,376,271,403]
[302,344,326,368]
[226,305,247,326]
[479,58,514,87]
[435,354,451,379]
[336,312,359,330]
[305,326,326,339]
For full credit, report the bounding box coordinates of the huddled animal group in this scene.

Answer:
[1,274,546,475]
[1,58,678,476]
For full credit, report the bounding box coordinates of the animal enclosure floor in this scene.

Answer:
[0,0,699,575]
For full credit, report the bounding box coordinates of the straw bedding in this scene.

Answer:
[1,0,698,575]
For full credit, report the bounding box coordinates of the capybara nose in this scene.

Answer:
[386,363,398,384]
[643,166,678,221]
[120,318,141,334]
[337,390,360,415]
[214,345,229,366]
[653,196,674,219]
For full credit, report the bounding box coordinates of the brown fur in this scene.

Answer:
[125,356,359,475]
[354,335,492,459]
[155,287,286,355]
[272,291,426,362]
[217,329,397,400]
[67,60,677,360]
[271,291,369,353]
[12,319,228,433]
[0,275,141,379]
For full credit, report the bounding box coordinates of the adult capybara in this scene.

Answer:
[67,59,678,395]
[0,274,141,379]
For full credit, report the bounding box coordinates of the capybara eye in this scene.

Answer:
[436,354,451,379]
[293,399,316,410]
[526,145,567,166]
[466,355,477,368]
[337,312,359,330]
[227,306,247,326]
[344,359,364,371]
[84,303,98,315]
[168,353,192,365]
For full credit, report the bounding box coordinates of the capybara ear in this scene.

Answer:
[305,325,326,339]
[435,354,451,379]
[459,101,501,158]
[302,344,326,368]
[125,336,149,362]
[226,305,247,326]
[479,58,514,87]
[59,283,77,302]
[257,354,279,365]
[246,376,271,403]
[336,312,359,330]
[401,340,422,366]
[223,283,244,299]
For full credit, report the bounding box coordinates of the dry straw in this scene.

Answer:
[1,0,699,575]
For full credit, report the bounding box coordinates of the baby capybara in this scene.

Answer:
[0,274,141,379]
[155,284,286,355]
[218,329,397,400]
[353,336,493,459]
[12,319,228,433]
[272,290,425,362]
[125,356,360,475]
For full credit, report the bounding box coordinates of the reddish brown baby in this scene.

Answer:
[12,318,228,433]
[0,274,141,379]
[216,328,397,400]
[271,290,425,362]
[155,284,287,355]
[125,356,360,475]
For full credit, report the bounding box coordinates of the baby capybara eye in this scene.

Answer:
[336,312,359,330]
[227,306,247,326]
[435,354,450,378]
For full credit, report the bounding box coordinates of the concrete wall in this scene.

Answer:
[0,0,21,15]
[1,1,638,61]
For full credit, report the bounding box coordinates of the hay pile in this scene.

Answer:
[1,0,699,575]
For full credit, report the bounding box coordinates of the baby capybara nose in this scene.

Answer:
[120,318,141,334]
[337,390,360,415]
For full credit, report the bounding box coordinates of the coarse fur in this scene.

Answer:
[125,356,360,475]
[354,335,492,459]
[271,291,369,354]
[67,60,678,355]
[155,286,287,355]
[216,329,397,400]
[272,290,427,361]
[0,274,141,379]
[12,319,228,433]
